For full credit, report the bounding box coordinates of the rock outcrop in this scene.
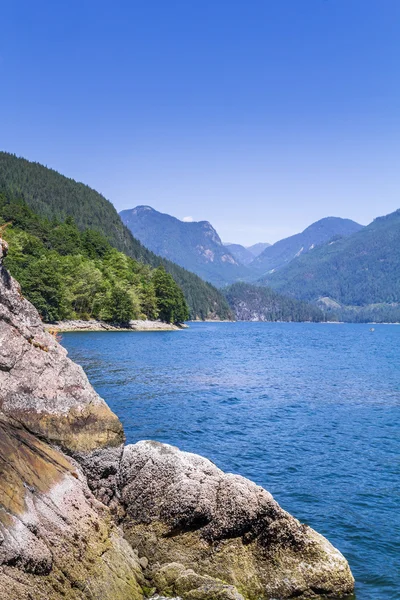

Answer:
[0,236,355,599]
[119,441,353,600]
[0,413,143,600]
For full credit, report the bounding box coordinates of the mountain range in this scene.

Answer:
[119,203,400,322]
[260,208,400,321]
[2,152,400,323]
[119,206,365,290]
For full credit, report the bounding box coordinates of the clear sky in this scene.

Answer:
[1,1,399,244]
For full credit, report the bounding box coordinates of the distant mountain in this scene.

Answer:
[224,282,325,322]
[260,209,400,322]
[224,243,255,265]
[251,217,363,276]
[0,152,233,320]
[247,242,271,257]
[120,206,250,286]
[224,242,271,265]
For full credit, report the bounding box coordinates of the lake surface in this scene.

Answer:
[62,322,400,600]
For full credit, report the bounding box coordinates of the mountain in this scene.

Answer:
[225,282,325,322]
[247,242,271,257]
[0,193,190,324]
[0,152,232,320]
[224,242,271,265]
[224,243,255,265]
[120,206,250,286]
[251,217,363,276]
[260,208,400,322]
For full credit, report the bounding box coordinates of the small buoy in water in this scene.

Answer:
[370,327,375,332]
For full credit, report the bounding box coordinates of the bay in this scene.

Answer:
[62,322,400,600]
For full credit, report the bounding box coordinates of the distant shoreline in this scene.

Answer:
[44,319,188,333]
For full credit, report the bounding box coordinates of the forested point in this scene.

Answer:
[225,282,326,322]
[0,152,233,321]
[0,193,189,324]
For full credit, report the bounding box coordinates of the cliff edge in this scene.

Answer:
[0,236,354,600]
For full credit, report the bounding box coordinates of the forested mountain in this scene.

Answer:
[224,243,255,265]
[260,208,400,322]
[247,242,271,257]
[251,217,363,276]
[225,282,325,322]
[0,152,232,320]
[120,206,251,286]
[0,194,188,324]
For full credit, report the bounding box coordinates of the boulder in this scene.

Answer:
[120,441,354,599]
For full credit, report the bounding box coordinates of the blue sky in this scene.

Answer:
[1,1,399,244]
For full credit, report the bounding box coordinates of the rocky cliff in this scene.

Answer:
[0,236,355,600]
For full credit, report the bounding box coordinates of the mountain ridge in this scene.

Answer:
[260,208,400,322]
[251,216,363,276]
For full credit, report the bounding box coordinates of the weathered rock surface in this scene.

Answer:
[120,441,354,599]
[0,237,124,455]
[0,236,355,599]
[0,413,143,600]
[0,237,124,503]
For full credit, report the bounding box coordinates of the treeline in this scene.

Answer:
[325,304,400,324]
[224,282,325,322]
[0,194,188,324]
[0,152,233,320]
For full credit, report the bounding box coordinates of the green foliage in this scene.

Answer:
[0,152,232,320]
[250,217,363,276]
[260,209,400,322]
[0,193,188,324]
[225,282,326,322]
[152,266,189,324]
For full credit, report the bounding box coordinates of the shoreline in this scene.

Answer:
[44,319,188,333]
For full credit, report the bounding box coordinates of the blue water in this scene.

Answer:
[62,322,400,600]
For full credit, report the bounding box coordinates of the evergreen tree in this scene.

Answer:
[152,266,189,323]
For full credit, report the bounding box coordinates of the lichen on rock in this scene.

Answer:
[0,414,144,600]
[119,441,354,599]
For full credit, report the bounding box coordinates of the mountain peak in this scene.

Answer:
[133,205,155,212]
[119,206,250,286]
[303,216,362,233]
[251,216,363,275]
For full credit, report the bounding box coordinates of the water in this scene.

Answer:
[62,322,400,600]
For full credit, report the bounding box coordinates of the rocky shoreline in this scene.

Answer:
[45,319,188,332]
[0,235,355,600]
